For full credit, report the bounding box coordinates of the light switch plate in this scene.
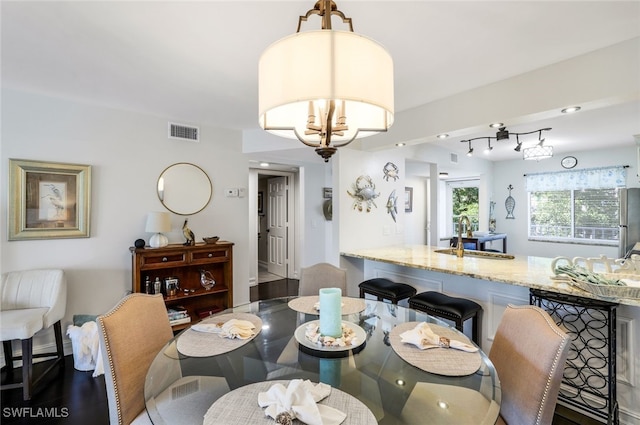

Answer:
[225,188,238,197]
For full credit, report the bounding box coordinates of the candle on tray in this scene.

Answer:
[319,287,342,337]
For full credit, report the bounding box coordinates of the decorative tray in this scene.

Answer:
[566,275,640,299]
[294,320,366,353]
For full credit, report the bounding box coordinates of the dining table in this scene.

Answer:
[144,296,501,424]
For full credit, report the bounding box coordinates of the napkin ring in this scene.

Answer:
[275,412,293,425]
[439,336,450,348]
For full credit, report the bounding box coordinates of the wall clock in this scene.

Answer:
[561,156,577,169]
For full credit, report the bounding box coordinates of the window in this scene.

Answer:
[447,180,479,236]
[526,167,626,244]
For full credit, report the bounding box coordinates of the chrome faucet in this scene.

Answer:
[456,215,473,258]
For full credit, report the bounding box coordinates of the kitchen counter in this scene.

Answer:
[340,245,640,307]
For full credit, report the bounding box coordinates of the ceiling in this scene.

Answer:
[2,1,640,162]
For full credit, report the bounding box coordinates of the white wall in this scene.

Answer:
[404,175,428,244]
[336,148,406,253]
[1,88,251,353]
[492,145,640,257]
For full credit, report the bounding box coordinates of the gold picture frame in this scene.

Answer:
[9,159,91,240]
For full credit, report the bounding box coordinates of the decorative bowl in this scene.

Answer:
[202,236,219,244]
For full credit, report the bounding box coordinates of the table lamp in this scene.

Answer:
[145,211,171,248]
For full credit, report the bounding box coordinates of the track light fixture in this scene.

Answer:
[484,140,493,154]
[460,127,552,160]
[514,134,522,152]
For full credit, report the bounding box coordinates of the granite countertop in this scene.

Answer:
[341,245,640,307]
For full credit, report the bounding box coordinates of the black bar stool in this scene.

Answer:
[409,291,482,344]
[358,278,417,305]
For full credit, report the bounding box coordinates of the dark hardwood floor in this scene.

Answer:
[2,278,601,424]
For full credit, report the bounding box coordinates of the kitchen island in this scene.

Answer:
[340,245,640,425]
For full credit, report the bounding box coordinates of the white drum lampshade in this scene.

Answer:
[146,211,171,248]
[258,2,394,162]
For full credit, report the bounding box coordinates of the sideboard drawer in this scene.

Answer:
[191,247,230,264]
[141,252,186,267]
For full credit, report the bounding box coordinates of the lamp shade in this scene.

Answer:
[146,212,170,248]
[259,30,394,145]
[145,211,171,233]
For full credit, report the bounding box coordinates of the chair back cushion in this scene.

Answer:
[1,269,66,328]
[97,294,173,425]
[489,305,570,425]
[298,263,347,297]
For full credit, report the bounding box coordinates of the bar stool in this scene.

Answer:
[409,291,482,344]
[358,278,417,305]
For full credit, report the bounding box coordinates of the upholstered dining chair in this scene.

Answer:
[0,269,67,400]
[98,293,173,425]
[298,262,347,297]
[98,293,230,425]
[489,304,571,425]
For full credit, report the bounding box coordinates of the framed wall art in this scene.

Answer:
[9,159,91,240]
[405,187,413,212]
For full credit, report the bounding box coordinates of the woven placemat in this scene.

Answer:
[203,380,377,425]
[288,296,366,316]
[389,322,482,376]
[176,313,263,357]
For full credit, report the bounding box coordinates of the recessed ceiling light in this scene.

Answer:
[437,133,449,139]
[260,162,270,167]
[561,106,581,114]
[396,142,406,147]
[489,122,504,128]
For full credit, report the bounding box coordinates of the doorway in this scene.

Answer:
[252,168,298,285]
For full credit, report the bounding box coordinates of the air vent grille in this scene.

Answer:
[169,122,199,142]
[172,379,199,400]
[450,153,458,164]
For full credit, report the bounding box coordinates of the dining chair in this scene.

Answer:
[98,293,174,424]
[98,293,231,425]
[489,304,571,425]
[0,269,67,400]
[298,262,347,297]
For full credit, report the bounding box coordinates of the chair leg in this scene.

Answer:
[53,321,65,366]
[472,311,481,344]
[3,341,14,371]
[454,318,464,333]
[21,338,33,400]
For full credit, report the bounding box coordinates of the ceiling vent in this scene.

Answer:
[450,153,458,164]
[169,122,199,142]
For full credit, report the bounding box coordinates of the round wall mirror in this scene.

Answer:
[157,163,212,215]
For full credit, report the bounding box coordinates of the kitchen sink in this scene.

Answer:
[434,248,515,260]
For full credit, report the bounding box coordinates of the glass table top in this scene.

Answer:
[145,297,501,424]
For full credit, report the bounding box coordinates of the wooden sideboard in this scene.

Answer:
[130,242,233,330]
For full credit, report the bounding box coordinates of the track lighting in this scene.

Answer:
[514,135,522,152]
[484,140,493,154]
[459,127,552,160]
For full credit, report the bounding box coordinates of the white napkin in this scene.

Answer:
[400,322,478,352]
[258,379,346,425]
[192,319,255,339]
